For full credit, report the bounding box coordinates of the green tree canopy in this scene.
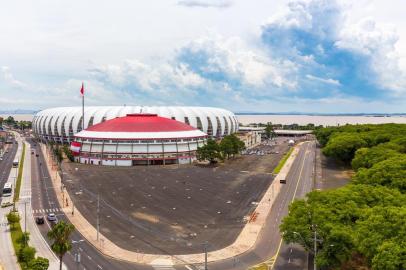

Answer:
[323,133,368,163]
[47,221,75,270]
[29,257,50,270]
[353,155,406,193]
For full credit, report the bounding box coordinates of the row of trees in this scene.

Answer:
[7,210,76,270]
[7,211,49,269]
[282,124,406,269]
[196,134,245,163]
[0,116,32,130]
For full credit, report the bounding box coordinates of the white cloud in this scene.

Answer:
[1,66,26,88]
[177,0,233,8]
[336,17,406,92]
[306,74,341,86]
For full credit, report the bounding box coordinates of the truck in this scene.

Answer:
[279,172,287,184]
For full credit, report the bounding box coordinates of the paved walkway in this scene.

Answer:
[18,139,64,270]
[41,143,301,265]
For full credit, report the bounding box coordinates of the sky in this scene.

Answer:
[0,0,406,113]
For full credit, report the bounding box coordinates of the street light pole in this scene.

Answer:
[97,194,100,241]
[203,242,208,270]
[313,229,317,270]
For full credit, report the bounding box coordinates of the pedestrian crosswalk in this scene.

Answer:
[32,208,63,214]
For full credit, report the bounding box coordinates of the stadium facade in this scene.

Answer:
[32,106,238,166]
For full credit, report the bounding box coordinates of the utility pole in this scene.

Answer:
[203,242,208,270]
[97,194,100,241]
[313,229,317,270]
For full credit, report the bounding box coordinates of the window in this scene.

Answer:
[184,117,190,125]
[171,117,176,120]
[223,116,229,134]
[61,116,67,137]
[77,116,83,133]
[42,116,48,136]
[68,117,74,137]
[101,116,107,122]
[54,116,60,136]
[229,116,234,132]
[196,117,203,131]
[88,116,94,128]
[215,117,222,137]
[207,117,213,137]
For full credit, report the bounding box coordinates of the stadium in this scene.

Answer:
[32,106,238,166]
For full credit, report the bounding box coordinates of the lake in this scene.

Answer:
[1,114,406,127]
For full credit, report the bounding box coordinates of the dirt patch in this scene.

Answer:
[132,212,160,224]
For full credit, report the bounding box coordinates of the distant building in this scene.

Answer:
[235,130,261,149]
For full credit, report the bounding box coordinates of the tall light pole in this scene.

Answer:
[293,228,319,270]
[203,241,209,270]
[97,193,100,241]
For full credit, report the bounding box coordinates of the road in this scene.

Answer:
[28,139,315,270]
[27,138,146,270]
[0,137,17,192]
[206,140,315,270]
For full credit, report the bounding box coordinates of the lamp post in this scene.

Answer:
[293,230,320,270]
[203,241,209,270]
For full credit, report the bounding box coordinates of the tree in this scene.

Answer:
[29,257,50,270]
[351,145,402,171]
[371,241,406,270]
[196,139,221,163]
[47,221,75,270]
[17,246,36,267]
[355,206,406,266]
[353,156,406,192]
[265,122,276,140]
[323,133,368,163]
[280,185,406,268]
[6,211,20,230]
[17,231,30,247]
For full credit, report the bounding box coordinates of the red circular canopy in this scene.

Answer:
[86,114,197,133]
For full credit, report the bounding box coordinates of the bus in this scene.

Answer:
[2,183,12,197]
[12,158,19,168]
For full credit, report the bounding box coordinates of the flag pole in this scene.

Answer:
[82,83,85,131]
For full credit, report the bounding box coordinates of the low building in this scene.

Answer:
[235,130,261,149]
[70,113,208,166]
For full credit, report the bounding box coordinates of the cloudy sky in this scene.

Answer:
[1,0,406,113]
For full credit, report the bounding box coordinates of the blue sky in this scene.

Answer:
[0,0,406,113]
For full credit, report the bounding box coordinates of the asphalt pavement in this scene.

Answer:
[27,139,315,270]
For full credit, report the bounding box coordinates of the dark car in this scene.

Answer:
[35,216,45,225]
[35,153,39,157]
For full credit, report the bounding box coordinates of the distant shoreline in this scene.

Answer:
[2,113,406,126]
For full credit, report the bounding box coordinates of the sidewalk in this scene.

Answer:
[41,142,301,265]
[18,139,64,270]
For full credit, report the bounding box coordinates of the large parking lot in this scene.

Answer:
[63,138,289,255]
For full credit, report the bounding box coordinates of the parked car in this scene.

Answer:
[35,216,45,225]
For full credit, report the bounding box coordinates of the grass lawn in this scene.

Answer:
[13,142,25,202]
[273,147,294,174]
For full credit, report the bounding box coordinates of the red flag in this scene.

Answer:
[80,82,84,96]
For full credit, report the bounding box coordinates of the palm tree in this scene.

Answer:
[47,221,75,270]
